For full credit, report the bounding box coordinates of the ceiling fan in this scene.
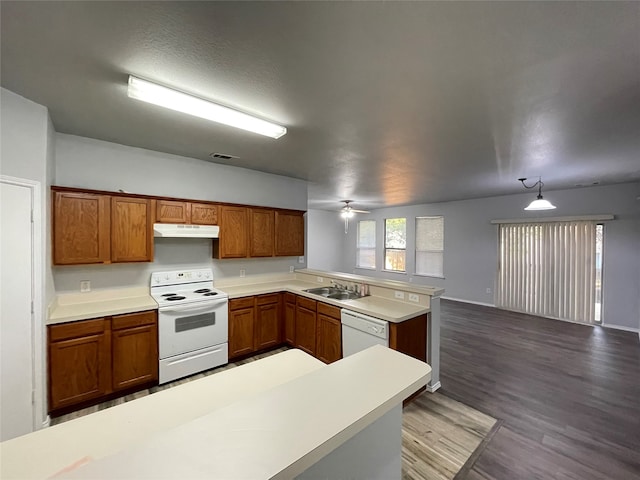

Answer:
[340,200,370,233]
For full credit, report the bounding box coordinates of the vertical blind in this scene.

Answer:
[496,221,597,324]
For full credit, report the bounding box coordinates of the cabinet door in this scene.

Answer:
[284,300,296,345]
[229,307,255,359]
[111,196,153,262]
[249,208,274,257]
[316,314,342,364]
[111,311,158,392]
[156,200,189,223]
[48,319,110,411]
[53,191,110,265]
[255,302,280,350]
[190,203,218,225]
[275,210,305,256]
[214,206,248,259]
[295,306,317,356]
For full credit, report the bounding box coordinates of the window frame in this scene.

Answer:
[356,219,376,270]
[414,215,445,279]
[383,217,407,273]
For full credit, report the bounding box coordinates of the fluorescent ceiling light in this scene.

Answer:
[127,75,287,139]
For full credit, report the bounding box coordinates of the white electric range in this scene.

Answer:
[150,269,229,384]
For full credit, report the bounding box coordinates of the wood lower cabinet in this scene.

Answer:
[316,303,342,364]
[48,318,111,411]
[295,296,317,356]
[111,196,153,262]
[284,293,296,345]
[249,208,275,257]
[53,191,111,265]
[228,297,255,359]
[275,210,305,256]
[389,313,428,362]
[214,206,248,259]
[255,294,281,350]
[48,310,158,414]
[111,311,158,392]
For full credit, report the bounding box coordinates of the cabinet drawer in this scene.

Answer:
[317,302,341,320]
[296,296,317,311]
[256,293,279,306]
[284,292,296,304]
[229,297,255,311]
[49,318,108,342]
[112,310,157,330]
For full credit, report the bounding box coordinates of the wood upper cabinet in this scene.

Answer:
[156,201,218,225]
[111,311,158,392]
[284,293,296,345]
[190,203,218,225]
[316,303,342,364]
[156,200,189,223]
[295,296,317,356]
[53,191,111,265]
[214,206,248,259]
[228,297,255,359]
[275,210,305,256]
[48,318,111,411]
[249,208,275,257]
[111,196,153,263]
[255,294,281,350]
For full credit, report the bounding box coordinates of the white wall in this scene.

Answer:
[337,183,640,331]
[306,209,346,272]
[0,87,55,427]
[53,134,308,292]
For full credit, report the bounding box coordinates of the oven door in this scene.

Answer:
[158,298,228,359]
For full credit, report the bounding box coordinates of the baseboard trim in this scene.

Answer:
[441,296,495,308]
[426,381,441,393]
[601,323,640,335]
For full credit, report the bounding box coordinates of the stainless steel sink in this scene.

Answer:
[303,287,363,300]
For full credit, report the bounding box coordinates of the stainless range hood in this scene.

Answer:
[153,223,219,238]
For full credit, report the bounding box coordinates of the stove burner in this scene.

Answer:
[194,288,212,293]
[203,292,218,296]
[162,293,177,297]
[165,296,186,301]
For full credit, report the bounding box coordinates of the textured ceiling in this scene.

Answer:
[2,1,639,210]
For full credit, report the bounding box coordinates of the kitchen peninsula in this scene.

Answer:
[1,346,431,479]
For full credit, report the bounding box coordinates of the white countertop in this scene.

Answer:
[53,346,430,479]
[219,278,430,323]
[47,287,157,325]
[0,349,325,479]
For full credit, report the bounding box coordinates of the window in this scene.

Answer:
[384,218,406,271]
[496,221,602,324]
[415,216,444,277]
[356,220,376,269]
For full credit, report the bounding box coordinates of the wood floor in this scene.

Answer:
[439,299,640,480]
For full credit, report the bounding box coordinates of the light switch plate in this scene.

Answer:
[394,291,405,300]
[409,293,419,302]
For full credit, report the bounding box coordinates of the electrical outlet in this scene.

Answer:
[80,280,91,293]
[409,293,419,302]
[316,276,324,283]
[486,288,492,294]
[394,291,405,300]
[240,269,245,277]
[289,266,295,273]
[298,256,305,263]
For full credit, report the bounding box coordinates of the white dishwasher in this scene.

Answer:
[341,309,389,357]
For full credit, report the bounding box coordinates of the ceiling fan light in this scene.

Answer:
[341,209,354,218]
[524,197,556,210]
[127,76,287,139]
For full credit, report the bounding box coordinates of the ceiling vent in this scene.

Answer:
[210,152,239,160]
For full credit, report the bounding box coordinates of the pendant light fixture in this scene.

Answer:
[518,177,556,210]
